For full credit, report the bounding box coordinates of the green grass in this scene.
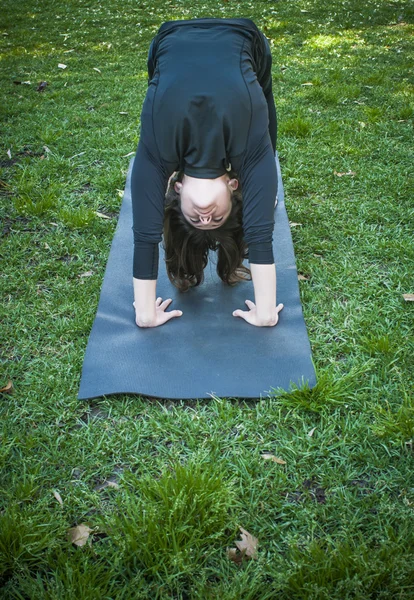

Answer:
[1,0,413,597]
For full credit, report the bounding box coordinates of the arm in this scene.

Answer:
[233,130,283,326]
[131,139,182,327]
[233,263,283,327]
[256,32,277,153]
[251,263,277,324]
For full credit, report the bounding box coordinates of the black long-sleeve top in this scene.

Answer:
[131,17,277,280]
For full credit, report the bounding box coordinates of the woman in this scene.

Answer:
[131,17,283,327]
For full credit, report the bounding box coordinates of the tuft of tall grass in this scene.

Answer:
[371,391,414,445]
[270,365,370,413]
[0,505,60,587]
[107,460,236,579]
[280,116,312,137]
[283,530,414,599]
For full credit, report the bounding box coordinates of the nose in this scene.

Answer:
[199,215,212,224]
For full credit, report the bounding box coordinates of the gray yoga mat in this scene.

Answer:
[78,153,316,400]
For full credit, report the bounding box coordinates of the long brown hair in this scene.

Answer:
[163,171,251,292]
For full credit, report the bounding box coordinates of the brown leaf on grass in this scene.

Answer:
[67,524,92,547]
[298,273,310,281]
[308,426,317,437]
[227,527,259,564]
[78,270,94,278]
[403,294,414,302]
[262,453,286,465]
[94,477,120,491]
[37,81,48,92]
[289,222,301,227]
[0,380,13,394]
[53,491,63,506]
[334,170,356,177]
[106,481,119,489]
[7,149,11,159]
[93,67,102,74]
[95,211,111,220]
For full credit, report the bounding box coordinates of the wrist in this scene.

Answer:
[135,312,155,327]
[133,277,156,326]
[256,309,278,327]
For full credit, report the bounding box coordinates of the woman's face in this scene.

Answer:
[174,174,239,229]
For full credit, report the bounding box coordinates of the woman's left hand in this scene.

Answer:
[233,300,284,327]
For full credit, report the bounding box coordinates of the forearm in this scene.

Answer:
[133,278,157,326]
[250,263,277,325]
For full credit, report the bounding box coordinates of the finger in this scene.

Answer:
[156,297,163,307]
[233,309,248,320]
[161,310,183,324]
[245,299,255,310]
[276,303,284,313]
[159,298,173,311]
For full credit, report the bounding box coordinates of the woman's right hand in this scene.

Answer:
[134,297,183,328]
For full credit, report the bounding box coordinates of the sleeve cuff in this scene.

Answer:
[133,242,159,280]
[247,243,274,265]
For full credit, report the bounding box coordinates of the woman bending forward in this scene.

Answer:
[131,17,284,328]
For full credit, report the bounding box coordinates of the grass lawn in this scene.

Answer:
[1,0,413,597]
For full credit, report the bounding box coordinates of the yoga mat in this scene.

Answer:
[78,153,316,400]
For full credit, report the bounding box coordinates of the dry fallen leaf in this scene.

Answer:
[301,82,313,86]
[53,490,63,506]
[7,149,11,159]
[79,271,94,278]
[298,274,310,281]
[308,427,317,437]
[227,527,259,564]
[95,211,111,220]
[106,481,119,489]
[334,170,356,177]
[93,67,102,74]
[58,63,67,69]
[403,294,414,302]
[94,479,120,491]
[262,453,286,465]
[119,111,128,115]
[122,152,135,157]
[0,380,13,394]
[289,222,301,227]
[67,524,92,547]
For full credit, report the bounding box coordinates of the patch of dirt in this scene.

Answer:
[2,216,31,236]
[0,147,45,168]
[284,478,327,504]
